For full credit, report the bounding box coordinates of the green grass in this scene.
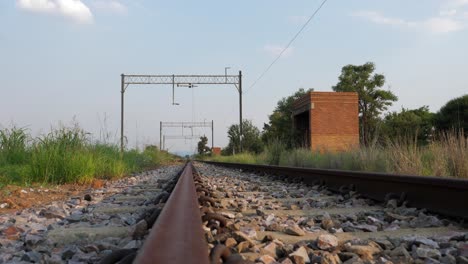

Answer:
[207,131,468,179]
[0,125,174,186]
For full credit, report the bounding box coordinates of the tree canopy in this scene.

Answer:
[223,120,263,155]
[332,62,398,146]
[262,88,310,148]
[434,94,468,135]
[197,136,211,155]
[381,106,434,144]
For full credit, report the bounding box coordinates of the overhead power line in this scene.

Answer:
[245,0,329,94]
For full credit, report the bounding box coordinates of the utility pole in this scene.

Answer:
[120,74,125,154]
[239,70,243,153]
[160,121,162,150]
[211,120,214,149]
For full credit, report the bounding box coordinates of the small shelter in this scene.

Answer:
[292,91,359,152]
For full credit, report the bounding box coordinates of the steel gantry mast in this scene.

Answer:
[120,72,242,153]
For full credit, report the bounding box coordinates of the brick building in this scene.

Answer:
[292,91,359,152]
[211,147,221,155]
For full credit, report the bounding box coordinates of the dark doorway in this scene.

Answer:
[294,111,310,148]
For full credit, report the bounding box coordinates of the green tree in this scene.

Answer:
[223,120,263,155]
[262,88,310,148]
[434,94,468,135]
[382,106,434,144]
[197,136,211,155]
[332,62,398,146]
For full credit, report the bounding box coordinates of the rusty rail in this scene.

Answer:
[134,162,209,264]
[201,161,468,219]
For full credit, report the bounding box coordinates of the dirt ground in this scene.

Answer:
[0,180,104,214]
[0,162,184,214]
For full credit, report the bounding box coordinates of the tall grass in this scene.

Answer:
[0,127,29,165]
[209,131,468,179]
[0,125,174,186]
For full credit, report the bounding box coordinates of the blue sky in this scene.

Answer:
[1,0,467,154]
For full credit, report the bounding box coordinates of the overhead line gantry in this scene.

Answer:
[120,72,243,153]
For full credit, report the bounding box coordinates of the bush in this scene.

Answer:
[264,139,286,165]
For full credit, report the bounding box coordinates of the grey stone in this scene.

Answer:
[21,251,42,263]
[458,242,468,257]
[39,208,66,219]
[26,223,47,234]
[61,246,78,260]
[434,231,465,242]
[67,214,83,223]
[123,240,140,249]
[132,219,148,239]
[0,253,13,263]
[410,214,443,228]
[71,251,98,262]
[373,238,394,250]
[423,257,442,264]
[390,245,412,260]
[100,249,113,256]
[403,236,439,248]
[81,244,100,253]
[44,254,62,264]
[353,224,378,232]
[24,234,43,246]
[284,225,305,236]
[317,234,338,250]
[415,247,441,259]
[289,246,310,263]
[440,254,456,264]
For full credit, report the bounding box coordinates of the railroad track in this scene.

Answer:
[1,161,467,263]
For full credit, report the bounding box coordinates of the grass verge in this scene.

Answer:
[0,125,174,187]
[207,131,468,179]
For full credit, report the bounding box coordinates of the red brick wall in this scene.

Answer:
[211,147,221,155]
[309,92,359,152]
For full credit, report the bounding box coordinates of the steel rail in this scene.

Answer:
[201,161,468,219]
[134,162,209,264]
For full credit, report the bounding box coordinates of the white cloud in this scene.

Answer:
[17,0,93,24]
[352,10,465,34]
[352,11,410,27]
[264,45,294,58]
[423,17,464,33]
[92,0,127,14]
[440,9,457,16]
[449,0,468,7]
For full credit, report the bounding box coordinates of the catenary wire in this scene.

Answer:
[244,0,329,94]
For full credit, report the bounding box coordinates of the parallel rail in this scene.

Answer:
[201,161,468,219]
